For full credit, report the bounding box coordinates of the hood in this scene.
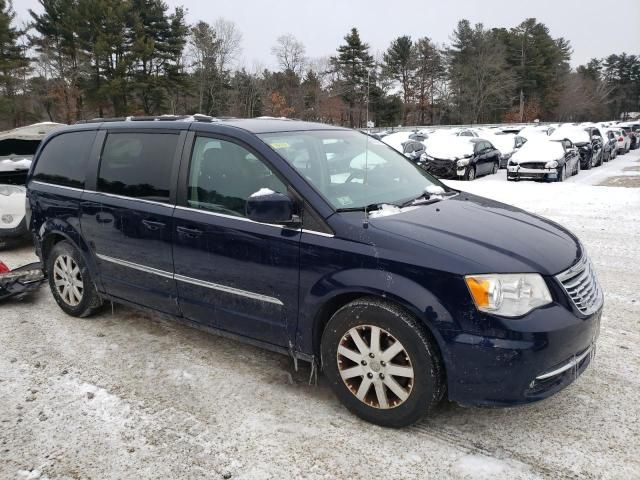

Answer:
[369,193,581,276]
[511,139,563,164]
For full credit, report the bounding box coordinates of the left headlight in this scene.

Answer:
[545,160,558,169]
[457,158,469,167]
[465,273,552,317]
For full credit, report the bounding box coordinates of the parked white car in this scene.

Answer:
[478,132,527,168]
[610,128,630,154]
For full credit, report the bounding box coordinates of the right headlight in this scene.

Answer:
[465,273,552,317]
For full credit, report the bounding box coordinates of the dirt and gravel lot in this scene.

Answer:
[1,150,639,480]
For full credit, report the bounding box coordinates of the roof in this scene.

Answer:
[219,118,347,133]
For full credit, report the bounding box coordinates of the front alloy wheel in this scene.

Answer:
[322,298,443,427]
[337,325,414,409]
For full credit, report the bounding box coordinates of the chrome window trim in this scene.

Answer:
[30,180,85,193]
[85,189,174,208]
[96,253,174,279]
[96,253,283,306]
[174,274,283,306]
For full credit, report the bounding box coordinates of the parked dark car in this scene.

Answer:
[507,138,580,182]
[26,117,603,427]
[551,127,602,170]
[402,140,427,163]
[422,137,500,180]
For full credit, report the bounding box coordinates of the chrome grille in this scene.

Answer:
[556,256,603,315]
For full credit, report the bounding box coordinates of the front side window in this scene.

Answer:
[33,130,97,188]
[187,136,286,217]
[258,130,446,211]
[98,132,178,202]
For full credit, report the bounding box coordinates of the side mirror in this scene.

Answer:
[246,190,299,225]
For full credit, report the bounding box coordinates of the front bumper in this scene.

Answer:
[443,303,602,407]
[507,165,557,181]
[424,161,465,179]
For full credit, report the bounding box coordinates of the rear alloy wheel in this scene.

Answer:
[322,298,443,427]
[47,241,102,317]
[466,166,476,181]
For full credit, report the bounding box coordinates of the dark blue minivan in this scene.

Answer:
[26,117,603,427]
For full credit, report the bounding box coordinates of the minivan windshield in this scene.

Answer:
[258,130,448,210]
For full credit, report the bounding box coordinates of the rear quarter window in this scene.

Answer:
[32,130,97,188]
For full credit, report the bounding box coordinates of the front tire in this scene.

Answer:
[465,166,476,181]
[556,165,565,182]
[47,241,102,317]
[321,298,444,428]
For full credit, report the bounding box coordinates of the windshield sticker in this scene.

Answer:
[269,142,290,149]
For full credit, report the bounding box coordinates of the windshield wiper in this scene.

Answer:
[400,190,456,208]
[336,203,388,213]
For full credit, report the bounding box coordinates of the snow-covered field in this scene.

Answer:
[1,150,639,480]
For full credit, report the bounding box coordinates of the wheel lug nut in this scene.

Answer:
[369,353,375,358]
[361,360,367,366]
[379,373,385,379]
[380,361,386,366]
[367,373,373,379]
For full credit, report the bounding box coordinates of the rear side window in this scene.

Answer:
[33,131,97,188]
[98,132,178,203]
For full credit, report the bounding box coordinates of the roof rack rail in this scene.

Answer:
[74,114,220,125]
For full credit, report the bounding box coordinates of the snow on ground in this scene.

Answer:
[0,151,639,479]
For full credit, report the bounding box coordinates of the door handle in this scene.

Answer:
[177,226,202,238]
[142,219,166,231]
[96,213,113,224]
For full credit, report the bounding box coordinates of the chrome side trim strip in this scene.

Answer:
[96,253,283,306]
[174,205,285,228]
[31,181,85,193]
[301,228,334,238]
[174,274,283,306]
[535,344,593,380]
[96,253,174,279]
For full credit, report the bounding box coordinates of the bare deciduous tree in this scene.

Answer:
[271,34,306,75]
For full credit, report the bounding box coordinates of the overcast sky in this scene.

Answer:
[14,0,640,70]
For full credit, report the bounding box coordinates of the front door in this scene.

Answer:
[172,134,300,347]
[81,130,182,314]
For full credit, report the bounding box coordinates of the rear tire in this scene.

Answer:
[47,241,102,317]
[491,162,498,175]
[321,298,444,428]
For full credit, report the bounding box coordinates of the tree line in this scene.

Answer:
[1,0,639,130]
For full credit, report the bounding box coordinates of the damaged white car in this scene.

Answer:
[0,122,63,248]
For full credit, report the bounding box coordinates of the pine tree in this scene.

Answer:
[383,35,416,125]
[330,27,374,127]
[0,0,29,127]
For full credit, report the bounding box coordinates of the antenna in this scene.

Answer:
[363,69,371,229]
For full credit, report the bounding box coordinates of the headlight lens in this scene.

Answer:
[457,158,469,167]
[545,160,558,168]
[465,273,552,317]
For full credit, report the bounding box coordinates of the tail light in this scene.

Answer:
[0,262,10,274]
[619,137,624,141]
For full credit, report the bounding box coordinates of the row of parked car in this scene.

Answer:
[374,120,639,182]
